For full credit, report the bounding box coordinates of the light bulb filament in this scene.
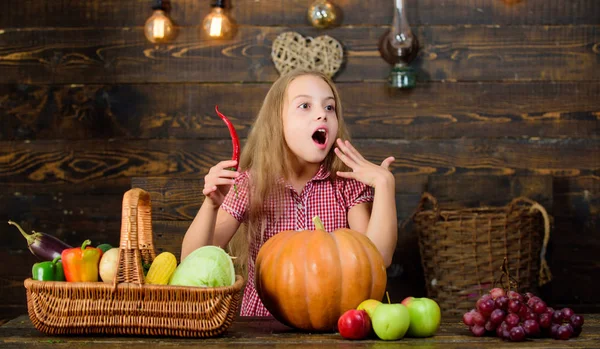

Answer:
[209,16,223,37]
[153,17,165,39]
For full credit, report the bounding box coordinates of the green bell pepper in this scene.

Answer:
[32,256,65,281]
[96,243,113,254]
[142,261,152,276]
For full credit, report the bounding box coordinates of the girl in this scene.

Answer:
[181,69,397,316]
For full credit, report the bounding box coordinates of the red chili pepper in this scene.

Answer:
[215,105,240,171]
[215,105,240,198]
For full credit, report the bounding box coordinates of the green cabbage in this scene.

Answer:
[169,246,235,287]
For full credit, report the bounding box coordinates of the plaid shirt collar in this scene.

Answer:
[311,164,331,181]
[277,164,331,189]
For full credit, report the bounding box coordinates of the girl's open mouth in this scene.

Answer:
[312,128,328,149]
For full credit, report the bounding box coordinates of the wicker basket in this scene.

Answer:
[411,193,552,317]
[24,188,245,337]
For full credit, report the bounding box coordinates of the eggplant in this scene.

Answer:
[8,220,72,261]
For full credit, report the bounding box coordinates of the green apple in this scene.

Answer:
[401,297,441,337]
[371,303,410,340]
[356,299,381,319]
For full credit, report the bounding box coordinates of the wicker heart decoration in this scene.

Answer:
[271,31,344,78]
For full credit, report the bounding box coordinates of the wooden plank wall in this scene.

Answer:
[0,0,598,319]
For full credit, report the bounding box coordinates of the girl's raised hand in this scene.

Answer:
[202,160,239,207]
[334,139,395,188]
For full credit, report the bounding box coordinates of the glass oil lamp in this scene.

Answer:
[378,0,419,88]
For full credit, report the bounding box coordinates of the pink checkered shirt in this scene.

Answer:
[221,165,375,316]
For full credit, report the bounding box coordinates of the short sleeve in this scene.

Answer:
[220,171,250,222]
[342,178,374,209]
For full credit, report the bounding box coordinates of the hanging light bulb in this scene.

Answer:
[203,0,233,39]
[307,0,341,29]
[144,0,176,44]
[378,0,419,88]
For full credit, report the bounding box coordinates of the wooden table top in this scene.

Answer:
[1,314,598,348]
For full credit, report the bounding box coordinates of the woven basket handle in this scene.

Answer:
[112,188,155,287]
[400,192,441,234]
[416,192,440,217]
[507,197,553,286]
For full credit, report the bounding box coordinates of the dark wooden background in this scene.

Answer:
[0,0,598,321]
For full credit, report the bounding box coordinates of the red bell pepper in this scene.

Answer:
[61,239,102,282]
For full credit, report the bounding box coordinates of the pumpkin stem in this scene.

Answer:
[312,216,325,230]
[386,291,391,304]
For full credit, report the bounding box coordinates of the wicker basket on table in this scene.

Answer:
[24,188,245,337]
[411,192,552,317]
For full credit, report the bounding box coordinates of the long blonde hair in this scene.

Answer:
[228,70,351,275]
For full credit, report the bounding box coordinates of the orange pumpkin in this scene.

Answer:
[255,216,387,332]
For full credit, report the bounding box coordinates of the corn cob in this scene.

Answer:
[145,252,177,285]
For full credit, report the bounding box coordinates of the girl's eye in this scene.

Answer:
[299,103,309,109]
[325,105,336,112]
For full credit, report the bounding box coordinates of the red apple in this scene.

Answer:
[337,309,371,340]
[401,296,442,337]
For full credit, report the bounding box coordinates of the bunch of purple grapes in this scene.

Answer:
[463,288,584,341]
